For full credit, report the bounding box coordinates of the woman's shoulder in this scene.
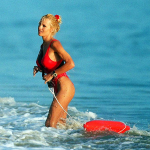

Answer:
[51,39,65,53]
[52,39,62,48]
[52,38,59,42]
[52,38,60,44]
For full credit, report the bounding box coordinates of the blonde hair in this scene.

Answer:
[40,14,62,36]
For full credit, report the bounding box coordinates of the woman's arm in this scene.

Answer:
[52,40,75,75]
[43,40,75,84]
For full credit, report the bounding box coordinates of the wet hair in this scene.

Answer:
[40,14,62,36]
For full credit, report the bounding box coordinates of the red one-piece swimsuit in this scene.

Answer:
[36,39,68,93]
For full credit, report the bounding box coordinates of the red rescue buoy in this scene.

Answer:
[83,120,130,134]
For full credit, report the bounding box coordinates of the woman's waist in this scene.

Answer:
[52,72,68,81]
[47,72,68,88]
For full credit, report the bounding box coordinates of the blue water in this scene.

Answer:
[0,0,150,149]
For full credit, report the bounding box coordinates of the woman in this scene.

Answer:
[33,14,75,128]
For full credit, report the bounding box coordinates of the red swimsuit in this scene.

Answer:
[36,39,68,93]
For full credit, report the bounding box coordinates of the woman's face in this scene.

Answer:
[38,18,52,37]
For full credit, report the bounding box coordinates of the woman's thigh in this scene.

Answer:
[50,77,75,122]
[57,76,75,104]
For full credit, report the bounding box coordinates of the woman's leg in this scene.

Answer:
[45,77,75,128]
[56,107,68,125]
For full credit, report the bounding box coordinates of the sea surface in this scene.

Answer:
[0,0,150,149]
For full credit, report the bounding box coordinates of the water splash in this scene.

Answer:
[0,97,150,149]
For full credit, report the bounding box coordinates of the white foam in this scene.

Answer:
[0,126,12,136]
[29,102,47,108]
[129,125,150,136]
[68,106,97,119]
[14,129,49,147]
[84,111,97,119]
[0,97,16,106]
[23,113,30,117]
[68,106,79,112]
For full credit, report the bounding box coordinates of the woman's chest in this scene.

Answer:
[42,47,61,62]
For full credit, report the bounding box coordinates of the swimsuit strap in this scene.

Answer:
[45,39,58,58]
[49,39,58,48]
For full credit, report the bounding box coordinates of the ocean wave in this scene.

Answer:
[0,97,16,105]
[0,97,150,149]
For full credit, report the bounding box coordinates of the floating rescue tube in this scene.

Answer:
[83,120,130,134]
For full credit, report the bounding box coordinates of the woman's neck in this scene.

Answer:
[42,35,53,44]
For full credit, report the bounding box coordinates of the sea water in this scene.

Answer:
[0,0,150,149]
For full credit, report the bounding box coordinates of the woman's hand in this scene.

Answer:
[43,73,53,84]
[33,66,42,76]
